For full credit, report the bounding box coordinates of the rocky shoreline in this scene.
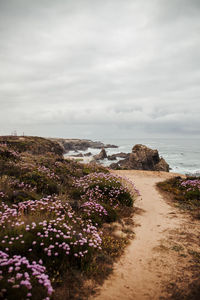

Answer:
[64,142,170,172]
[49,138,118,153]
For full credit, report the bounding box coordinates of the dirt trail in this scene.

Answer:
[92,170,199,300]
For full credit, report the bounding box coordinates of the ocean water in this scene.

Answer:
[65,138,200,175]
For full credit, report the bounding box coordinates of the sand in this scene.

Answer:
[91,170,200,300]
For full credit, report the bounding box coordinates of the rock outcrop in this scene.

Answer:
[109,144,169,172]
[107,152,129,160]
[84,152,92,157]
[94,148,107,160]
[49,138,118,153]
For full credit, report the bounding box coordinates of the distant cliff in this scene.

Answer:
[49,138,118,153]
[0,136,64,156]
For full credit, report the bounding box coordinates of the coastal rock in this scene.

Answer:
[93,148,107,160]
[109,162,120,169]
[49,138,118,153]
[105,144,118,149]
[107,152,129,161]
[84,152,92,157]
[116,152,129,158]
[154,157,170,172]
[109,144,169,172]
[107,155,117,161]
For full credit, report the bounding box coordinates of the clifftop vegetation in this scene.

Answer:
[0,136,138,300]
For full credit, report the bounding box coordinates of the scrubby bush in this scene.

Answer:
[72,172,138,225]
[157,176,200,218]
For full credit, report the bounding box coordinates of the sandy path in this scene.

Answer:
[91,170,192,300]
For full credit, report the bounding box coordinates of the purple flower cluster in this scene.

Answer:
[0,194,104,298]
[0,201,20,229]
[0,143,20,160]
[180,179,200,191]
[0,250,53,299]
[9,179,36,192]
[37,166,59,180]
[74,172,138,207]
[0,196,102,254]
[81,201,108,217]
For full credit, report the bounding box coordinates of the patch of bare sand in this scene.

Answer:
[91,170,200,300]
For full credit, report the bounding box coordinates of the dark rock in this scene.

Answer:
[84,152,92,157]
[105,144,118,149]
[107,155,117,160]
[93,148,107,160]
[115,152,129,159]
[154,157,169,172]
[107,152,129,161]
[110,144,169,172]
[109,162,121,169]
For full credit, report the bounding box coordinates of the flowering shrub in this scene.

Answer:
[0,143,20,161]
[37,166,60,180]
[180,179,200,192]
[0,251,53,300]
[0,136,139,299]
[73,172,135,207]
[9,179,36,192]
[72,172,138,224]
[0,196,104,297]
[20,170,60,195]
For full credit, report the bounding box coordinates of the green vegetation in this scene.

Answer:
[157,176,200,219]
[0,136,138,300]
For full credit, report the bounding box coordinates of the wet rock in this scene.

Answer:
[107,154,117,160]
[84,152,92,157]
[107,152,129,161]
[93,148,107,160]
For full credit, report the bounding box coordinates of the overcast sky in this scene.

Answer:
[0,0,200,139]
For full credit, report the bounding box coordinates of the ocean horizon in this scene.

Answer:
[102,138,200,175]
[65,137,200,175]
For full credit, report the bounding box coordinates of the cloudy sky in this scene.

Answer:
[0,0,200,139]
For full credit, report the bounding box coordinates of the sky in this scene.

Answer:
[0,0,200,139]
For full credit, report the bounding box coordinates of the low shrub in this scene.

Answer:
[157,176,200,218]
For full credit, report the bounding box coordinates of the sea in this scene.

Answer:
[65,138,200,176]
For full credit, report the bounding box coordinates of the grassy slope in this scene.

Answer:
[0,136,137,300]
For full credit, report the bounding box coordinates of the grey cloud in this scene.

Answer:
[0,0,199,138]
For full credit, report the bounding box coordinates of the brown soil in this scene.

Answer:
[91,170,200,300]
